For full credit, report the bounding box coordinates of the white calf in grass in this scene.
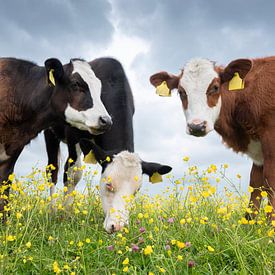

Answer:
[79,139,172,233]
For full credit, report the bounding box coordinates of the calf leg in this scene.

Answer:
[261,131,275,221]
[63,143,83,209]
[44,129,60,209]
[0,148,23,221]
[245,163,264,220]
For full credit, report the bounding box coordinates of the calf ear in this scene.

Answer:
[44,58,64,87]
[141,161,172,183]
[79,139,113,166]
[220,59,252,84]
[150,71,180,90]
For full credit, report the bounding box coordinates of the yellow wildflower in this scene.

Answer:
[264,205,273,213]
[123,266,129,272]
[207,245,215,252]
[144,245,153,255]
[267,229,275,237]
[177,241,185,249]
[53,261,61,274]
[122,258,129,265]
[180,218,186,225]
[6,235,16,242]
[77,241,84,247]
[248,186,254,193]
[16,212,22,219]
[106,156,111,162]
[137,213,143,219]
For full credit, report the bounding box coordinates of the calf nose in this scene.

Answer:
[188,121,207,137]
[99,116,112,129]
[110,223,122,233]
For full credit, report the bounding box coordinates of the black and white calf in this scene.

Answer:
[0,57,111,213]
[44,58,172,232]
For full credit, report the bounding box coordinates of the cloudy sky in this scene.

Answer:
[1,0,274,193]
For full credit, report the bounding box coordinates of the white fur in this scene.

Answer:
[64,60,111,134]
[63,143,83,208]
[246,140,264,166]
[180,58,221,134]
[0,143,9,162]
[100,151,142,233]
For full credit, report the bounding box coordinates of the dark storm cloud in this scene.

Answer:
[0,0,113,63]
[112,0,275,71]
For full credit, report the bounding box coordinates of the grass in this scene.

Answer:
[0,162,275,274]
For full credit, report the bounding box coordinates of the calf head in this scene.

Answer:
[80,140,172,233]
[150,58,252,136]
[45,58,112,135]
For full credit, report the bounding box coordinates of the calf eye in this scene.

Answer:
[210,85,219,93]
[71,82,79,91]
[178,89,187,100]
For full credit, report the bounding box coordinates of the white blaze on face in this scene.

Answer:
[180,58,221,134]
[64,60,111,133]
[100,151,142,233]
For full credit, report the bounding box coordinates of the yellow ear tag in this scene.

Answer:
[83,150,97,164]
[49,69,56,87]
[149,172,163,184]
[156,81,171,97]
[228,72,244,91]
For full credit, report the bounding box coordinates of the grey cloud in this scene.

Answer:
[112,0,275,72]
[0,0,114,63]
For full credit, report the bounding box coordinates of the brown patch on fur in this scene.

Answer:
[206,77,221,108]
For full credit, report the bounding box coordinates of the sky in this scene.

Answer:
[1,0,274,194]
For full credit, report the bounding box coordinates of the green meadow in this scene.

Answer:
[0,161,274,274]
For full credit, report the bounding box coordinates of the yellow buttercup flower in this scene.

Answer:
[264,205,273,213]
[207,246,215,252]
[53,261,61,274]
[144,245,153,255]
[122,258,129,265]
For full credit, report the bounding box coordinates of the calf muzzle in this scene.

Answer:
[188,121,207,137]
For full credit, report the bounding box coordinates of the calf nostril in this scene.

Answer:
[188,122,207,136]
[99,116,112,128]
[111,224,115,231]
[99,116,107,125]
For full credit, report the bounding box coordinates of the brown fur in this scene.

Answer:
[150,56,275,219]
[215,57,275,219]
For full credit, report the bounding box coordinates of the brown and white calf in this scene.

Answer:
[150,57,275,219]
[0,57,112,214]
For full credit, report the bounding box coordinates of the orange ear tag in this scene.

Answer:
[149,172,163,184]
[228,72,244,91]
[156,81,171,97]
[83,151,97,164]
